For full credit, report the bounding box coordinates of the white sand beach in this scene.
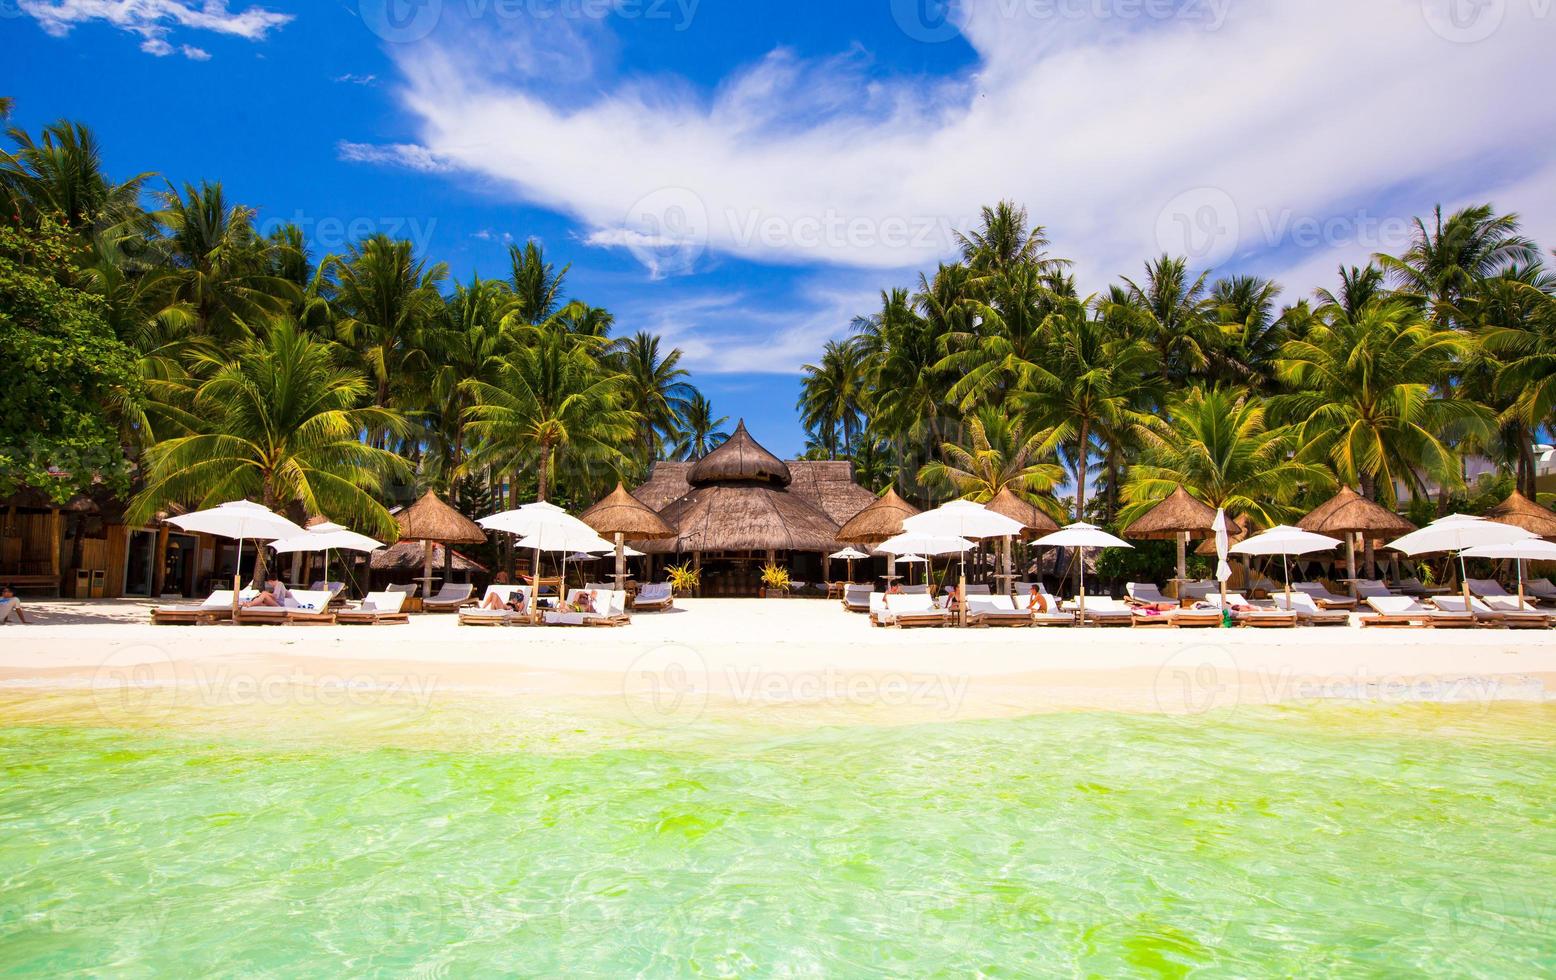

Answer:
[2,598,1553,723]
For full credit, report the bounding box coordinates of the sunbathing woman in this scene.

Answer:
[242,576,288,608]
[481,590,525,612]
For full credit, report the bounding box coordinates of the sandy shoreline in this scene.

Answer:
[1,598,1554,727]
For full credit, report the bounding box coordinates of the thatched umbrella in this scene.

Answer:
[1123,486,1218,591]
[836,487,921,583]
[581,483,674,589]
[1298,487,1415,583]
[1485,491,1556,540]
[395,491,486,596]
[985,488,1060,592]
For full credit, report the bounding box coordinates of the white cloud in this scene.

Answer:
[335,141,454,174]
[20,0,291,58]
[363,0,1554,282]
[335,73,378,86]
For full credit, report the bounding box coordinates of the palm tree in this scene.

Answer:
[1117,255,1219,385]
[416,276,519,491]
[1,120,150,232]
[325,234,448,409]
[672,392,729,460]
[1471,264,1556,496]
[917,407,1065,513]
[128,320,411,579]
[151,180,298,337]
[1121,386,1332,529]
[798,338,868,457]
[508,240,569,325]
[1276,298,1491,505]
[462,324,635,502]
[1208,275,1287,391]
[939,261,1065,409]
[1378,204,1539,323]
[955,200,1065,277]
[614,331,694,468]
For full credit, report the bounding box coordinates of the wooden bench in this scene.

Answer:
[1,575,60,595]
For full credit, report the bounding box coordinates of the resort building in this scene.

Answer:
[630,422,878,595]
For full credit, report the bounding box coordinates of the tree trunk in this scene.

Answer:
[537,440,552,502]
[1519,432,1537,498]
[1074,419,1090,523]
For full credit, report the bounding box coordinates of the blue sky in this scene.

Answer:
[6,0,1556,457]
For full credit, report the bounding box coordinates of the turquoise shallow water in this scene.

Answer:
[2,701,1554,976]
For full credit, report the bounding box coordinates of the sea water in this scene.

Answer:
[1,694,1553,976]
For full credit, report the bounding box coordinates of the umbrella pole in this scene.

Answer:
[959,552,967,628]
[532,545,543,623]
[1518,559,1526,610]
[233,537,243,618]
[1283,554,1292,609]
[1460,552,1471,606]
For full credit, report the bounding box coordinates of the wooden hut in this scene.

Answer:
[631,422,878,595]
[581,483,674,588]
[1485,491,1556,540]
[1123,485,1219,589]
[1299,487,1416,580]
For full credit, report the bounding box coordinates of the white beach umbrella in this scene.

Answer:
[1231,525,1344,606]
[268,521,384,585]
[1461,537,1556,609]
[1212,509,1232,601]
[1031,522,1133,626]
[878,532,974,556]
[1387,516,1533,605]
[167,501,305,609]
[480,501,600,600]
[829,546,870,584]
[904,501,1025,624]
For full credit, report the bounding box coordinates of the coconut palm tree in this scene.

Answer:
[1471,264,1556,496]
[151,180,298,337]
[1276,298,1491,505]
[955,200,1065,278]
[1118,255,1220,385]
[1121,386,1332,529]
[939,261,1065,409]
[918,407,1065,514]
[798,338,869,458]
[325,234,448,410]
[1,120,150,233]
[508,240,569,325]
[462,324,635,502]
[1208,275,1288,391]
[1377,204,1539,323]
[128,320,411,573]
[613,331,694,468]
[672,392,729,460]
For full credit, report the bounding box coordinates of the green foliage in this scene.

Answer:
[0,217,138,501]
[665,562,700,595]
[759,562,792,593]
[1093,538,1202,586]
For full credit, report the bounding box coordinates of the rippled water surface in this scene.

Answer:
[2,699,1554,976]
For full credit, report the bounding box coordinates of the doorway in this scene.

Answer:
[124,529,157,597]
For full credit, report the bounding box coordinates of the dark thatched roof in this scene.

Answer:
[1485,491,1556,539]
[984,488,1060,538]
[1299,487,1415,537]
[634,462,877,528]
[1124,486,1219,540]
[581,483,674,540]
[689,421,791,487]
[396,491,486,545]
[836,488,920,545]
[370,540,485,573]
[636,483,842,555]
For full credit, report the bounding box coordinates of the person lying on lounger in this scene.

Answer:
[572,591,597,614]
[481,591,526,612]
[242,576,289,607]
[0,586,27,624]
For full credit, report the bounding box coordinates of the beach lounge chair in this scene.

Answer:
[1351,580,1398,600]
[235,589,337,626]
[1125,583,1178,610]
[1293,582,1358,610]
[842,584,873,613]
[1206,593,1297,628]
[1243,570,1282,598]
[1180,581,1218,602]
[335,591,410,625]
[900,584,931,596]
[1271,592,1352,626]
[1390,577,1449,598]
[1064,596,1136,627]
[967,595,1032,628]
[544,589,629,627]
[1433,595,1551,629]
[1525,578,1556,605]
[1162,607,1226,628]
[385,582,420,598]
[963,584,992,597]
[422,583,476,613]
[877,593,951,629]
[150,589,256,625]
[457,585,532,626]
[1360,596,1474,629]
[1466,579,1518,603]
[634,582,674,612]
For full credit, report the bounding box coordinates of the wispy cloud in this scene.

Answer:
[335,140,454,174]
[360,0,1554,290]
[20,0,292,58]
[335,73,378,86]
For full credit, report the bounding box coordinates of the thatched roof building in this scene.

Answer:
[370,541,485,574]
[1485,491,1556,539]
[582,483,673,540]
[395,491,486,545]
[1123,486,1218,540]
[631,422,877,556]
[836,488,920,544]
[1299,487,1415,537]
[985,488,1060,538]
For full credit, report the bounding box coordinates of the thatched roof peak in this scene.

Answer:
[1299,487,1415,536]
[836,487,920,545]
[985,488,1061,537]
[581,483,674,540]
[1486,491,1556,539]
[396,490,486,545]
[689,421,791,488]
[1124,485,1218,540]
